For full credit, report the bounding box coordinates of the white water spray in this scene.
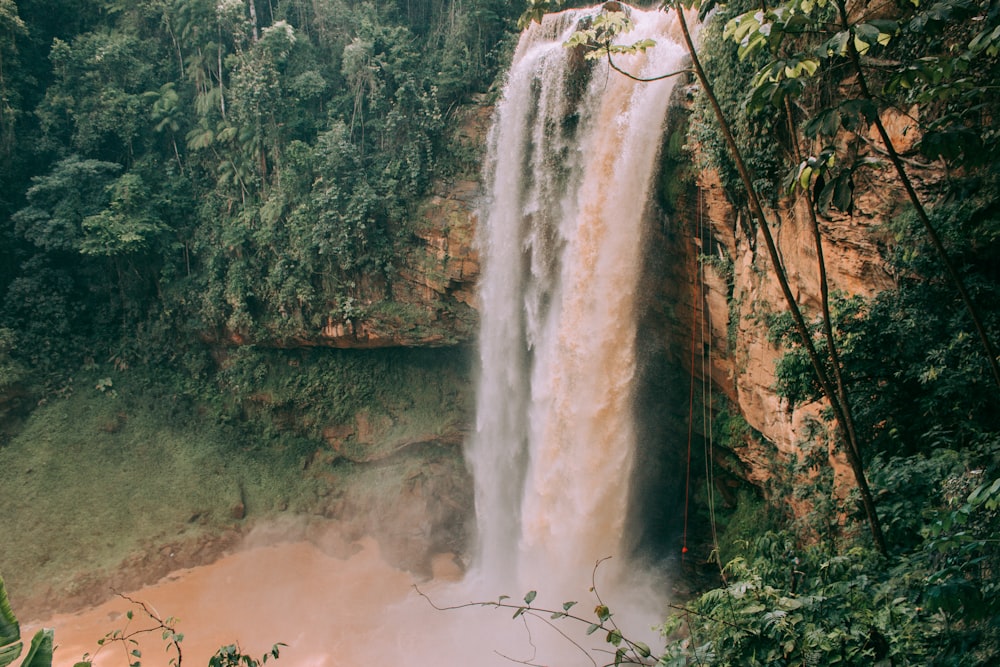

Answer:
[469,0,687,605]
[33,8,693,667]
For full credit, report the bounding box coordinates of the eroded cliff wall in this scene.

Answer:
[658,101,924,506]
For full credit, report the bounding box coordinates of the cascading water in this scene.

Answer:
[33,7,694,667]
[469,5,687,600]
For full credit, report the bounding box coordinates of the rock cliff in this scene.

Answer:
[659,98,921,508]
[301,105,490,349]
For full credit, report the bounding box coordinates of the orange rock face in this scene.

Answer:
[670,106,923,515]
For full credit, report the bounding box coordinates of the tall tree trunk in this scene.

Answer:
[783,100,863,464]
[248,0,260,43]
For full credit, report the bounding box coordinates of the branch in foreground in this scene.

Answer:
[414,559,658,666]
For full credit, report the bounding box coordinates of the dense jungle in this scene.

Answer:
[1,0,1000,665]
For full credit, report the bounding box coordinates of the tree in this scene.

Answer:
[12,156,122,253]
[37,31,159,162]
[0,0,27,163]
[723,0,1000,391]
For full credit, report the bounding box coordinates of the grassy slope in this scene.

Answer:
[0,347,473,618]
[0,377,315,610]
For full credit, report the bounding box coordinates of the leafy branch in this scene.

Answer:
[415,558,657,666]
[563,8,692,83]
[724,0,1000,392]
[80,592,184,667]
[79,593,285,667]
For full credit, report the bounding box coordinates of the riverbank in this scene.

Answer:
[0,349,473,623]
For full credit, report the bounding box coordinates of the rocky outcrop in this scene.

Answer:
[663,104,918,501]
[311,103,491,348]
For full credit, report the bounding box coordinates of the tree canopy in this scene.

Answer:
[0,0,520,369]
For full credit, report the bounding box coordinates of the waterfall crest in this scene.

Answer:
[469,5,687,596]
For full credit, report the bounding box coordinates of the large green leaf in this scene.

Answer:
[0,576,23,667]
[0,577,21,649]
[0,578,50,667]
[19,630,53,667]
[0,642,24,667]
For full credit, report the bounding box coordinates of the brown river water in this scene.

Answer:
[24,523,661,667]
[24,528,469,667]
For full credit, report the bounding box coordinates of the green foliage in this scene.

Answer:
[38,29,159,159]
[12,156,122,253]
[0,0,28,180]
[1,0,519,382]
[2,257,92,375]
[518,0,561,30]
[719,0,1000,213]
[688,0,785,209]
[79,173,168,257]
[209,643,285,667]
[5,155,180,375]
[764,186,1000,459]
[663,539,921,665]
[649,434,999,665]
[0,329,26,390]
[0,576,53,667]
[563,10,658,61]
[211,346,471,453]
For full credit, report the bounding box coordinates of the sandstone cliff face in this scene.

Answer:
[666,106,916,499]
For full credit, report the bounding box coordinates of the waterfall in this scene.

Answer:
[469,4,687,597]
[30,9,693,667]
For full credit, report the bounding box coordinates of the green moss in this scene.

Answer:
[656,101,694,216]
[0,368,325,604]
[214,346,471,442]
[0,345,473,610]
